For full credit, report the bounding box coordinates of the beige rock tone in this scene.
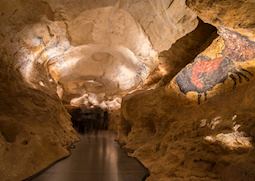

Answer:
[1,0,255,181]
[186,0,255,41]
[0,0,198,180]
[0,0,197,109]
[121,77,255,180]
[144,19,217,87]
[0,51,79,181]
[119,1,255,181]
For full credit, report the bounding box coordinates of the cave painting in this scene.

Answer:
[176,28,255,104]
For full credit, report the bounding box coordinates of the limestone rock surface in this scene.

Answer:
[121,68,255,180]
[120,1,255,180]
[0,55,78,181]
[0,0,198,180]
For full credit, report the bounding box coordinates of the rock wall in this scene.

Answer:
[120,1,255,180]
[0,1,79,181]
[186,0,255,38]
[0,53,78,181]
[0,0,198,180]
[121,50,255,181]
[121,78,255,180]
[4,0,255,181]
[144,19,217,87]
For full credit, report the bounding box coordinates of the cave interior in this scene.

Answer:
[1,0,255,181]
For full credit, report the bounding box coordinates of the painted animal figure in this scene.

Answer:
[176,55,252,104]
[175,28,255,104]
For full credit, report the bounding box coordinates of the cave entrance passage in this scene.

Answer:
[69,107,109,134]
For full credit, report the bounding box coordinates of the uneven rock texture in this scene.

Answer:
[0,56,78,181]
[121,77,255,180]
[0,0,198,180]
[121,36,255,179]
[35,0,198,52]
[186,0,255,38]
[120,1,255,181]
[3,0,255,181]
[174,28,255,103]
[0,7,79,180]
[145,19,217,87]
[0,2,77,181]
[0,0,197,107]
[46,0,197,107]
[120,0,198,52]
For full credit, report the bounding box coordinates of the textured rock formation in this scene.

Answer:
[0,0,198,180]
[45,0,197,108]
[3,0,255,180]
[121,80,255,180]
[0,1,79,181]
[120,1,255,181]
[144,19,217,87]
[175,28,255,104]
[186,0,255,38]
[0,53,79,181]
[121,35,255,180]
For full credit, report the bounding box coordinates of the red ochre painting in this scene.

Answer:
[175,28,255,104]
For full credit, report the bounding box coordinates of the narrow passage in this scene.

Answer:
[32,131,149,181]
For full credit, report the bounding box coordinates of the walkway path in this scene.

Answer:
[32,131,149,181]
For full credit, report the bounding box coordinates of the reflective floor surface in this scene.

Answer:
[31,131,149,181]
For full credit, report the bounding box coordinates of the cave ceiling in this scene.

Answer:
[0,0,197,109]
